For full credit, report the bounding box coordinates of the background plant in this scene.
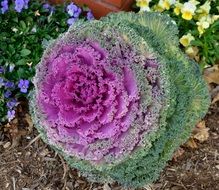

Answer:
[0,0,93,123]
[135,0,219,69]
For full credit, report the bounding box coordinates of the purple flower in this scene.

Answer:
[74,7,81,18]
[43,3,55,13]
[5,81,15,88]
[15,0,25,13]
[18,79,29,93]
[50,6,55,13]
[24,0,29,9]
[7,99,17,109]
[67,17,77,26]
[1,0,8,14]
[7,110,16,122]
[0,77,4,87]
[43,3,50,12]
[0,66,4,73]
[4,90,12,98]
[67,3,81,18]
[43,3,50,10]
[67,3,77,16]
[87,10,94,20]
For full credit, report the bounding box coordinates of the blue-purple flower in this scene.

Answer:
[4,90,12,98]
[0,66,4,74]
[18,79,29,93]
[24,0,29,9]
[7,99,17,109]
[7,110,16,121]
[43,3,55,13]
[5,81,15,89]
[15,0,25,13]
[0,77,4,88]
[43,3,50,10]
[67,17,77,26]
[1,0,8,14]
[87,10,94,20]
[73,7,81,18]
[67,3,81,18]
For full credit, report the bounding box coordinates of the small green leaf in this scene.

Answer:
[16,59,26,65]
[191,40,203,47]
[20,20,26,30]
[26,16,33,24]
[20,49,31,57]
[12,17,19,23]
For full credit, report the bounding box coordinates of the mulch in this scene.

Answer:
[0,101,218,190]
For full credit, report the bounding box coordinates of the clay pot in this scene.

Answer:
[49,0,134,18]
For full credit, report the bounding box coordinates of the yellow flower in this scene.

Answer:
[153,1,164,12]
[196,15,218,36]
[179,33,195,47]
[186,46,195,55]
[196,16,212,35]
[185,46,199,61]
[189,0,200,6]
[164,0,176,10]
[153,4,164,12]
[155,0,176,11]
[196,1,211,17]
[136,0,151,11]
[141,6,151,12]
[181,2,197,20]
[211,15,219,23]
[174,1,183,15]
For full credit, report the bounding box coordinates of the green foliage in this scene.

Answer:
[0,2,68,71]
[190,20,219,68]
[135,0,219,68]
[0,1,76,123]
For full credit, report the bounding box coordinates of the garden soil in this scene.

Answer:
[0,101,218,190]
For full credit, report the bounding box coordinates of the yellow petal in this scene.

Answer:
[189,0,200,6]
[174,7,181,15]
[198,26,204,35]
[185,46,199,61]
[182,11,193,20]
[137,0,149,8]
[180,33,194,47]
[202,21,210,29]
[153,5,164,12]
[212,15,219,22]
[180,38,189,47]
[164,1,170,10]
[186,47,194,55]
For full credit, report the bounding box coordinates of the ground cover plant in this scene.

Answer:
[30,11,210,188]
[0,0,93,123]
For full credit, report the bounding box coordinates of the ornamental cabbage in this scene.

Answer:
[30,12,210,188]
